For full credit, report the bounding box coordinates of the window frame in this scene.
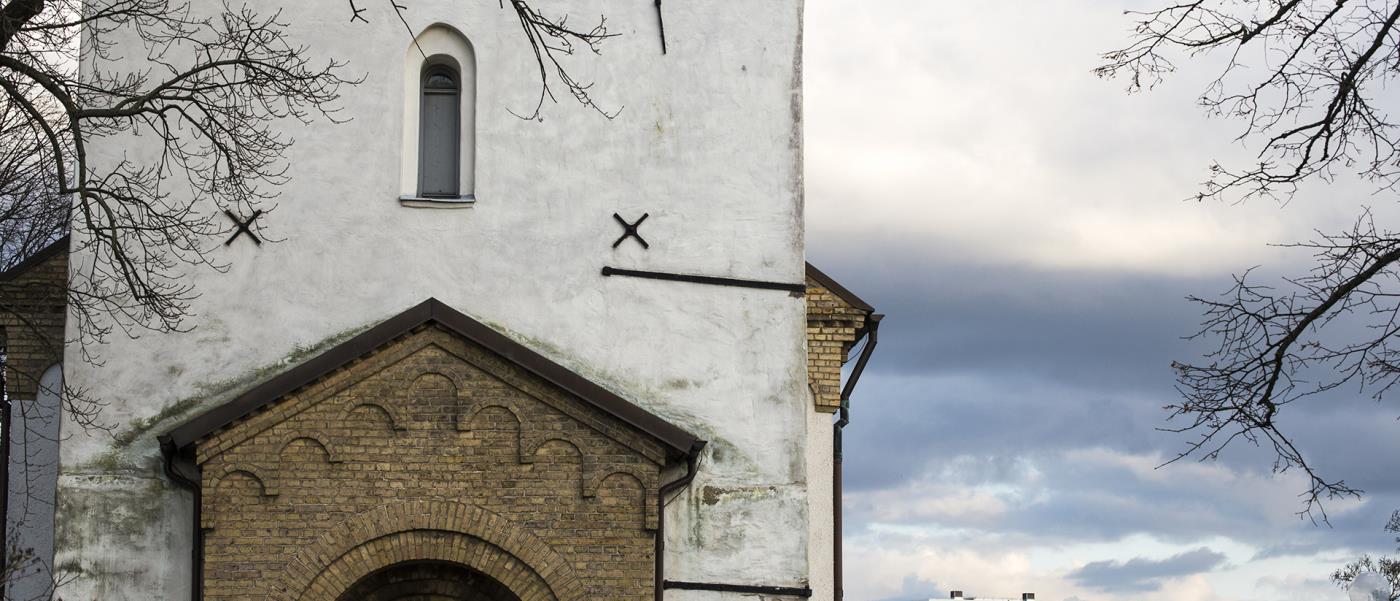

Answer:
[417,62,463,199]
[397,26,476,208]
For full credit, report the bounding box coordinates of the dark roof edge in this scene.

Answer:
[805,262,875,313]
[0,235,69,282]
[162,298,702,458]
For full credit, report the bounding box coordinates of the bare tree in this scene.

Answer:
[0,101,63,271]
[1098,1,1400,520]
[0,0,620,357]
[0,0,623,595]
[1333,511,1400,600]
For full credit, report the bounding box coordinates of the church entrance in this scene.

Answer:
[336,561,522,601]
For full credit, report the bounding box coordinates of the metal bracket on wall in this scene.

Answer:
[664,581,813,598]
[655,0,667,54]
[612,213,650,249]
[223,209,263,246]
[601,266,805,294]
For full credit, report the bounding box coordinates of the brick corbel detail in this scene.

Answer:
[806,277,868,412]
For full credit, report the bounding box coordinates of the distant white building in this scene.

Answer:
[943,591,1036,601]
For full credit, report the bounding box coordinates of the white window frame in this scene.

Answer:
[399,25,477,207]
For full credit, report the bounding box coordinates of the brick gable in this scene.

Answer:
[0,237,68,400]
[806,264,873,412]
[192,325,676,600]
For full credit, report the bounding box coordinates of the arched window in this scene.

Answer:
[400,25,476,206]
[418,63,461,198]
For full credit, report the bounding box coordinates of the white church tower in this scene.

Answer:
[0,2,880,600]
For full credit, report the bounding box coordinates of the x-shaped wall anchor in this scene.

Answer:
[612,213,650,249]
[224,209,264,246]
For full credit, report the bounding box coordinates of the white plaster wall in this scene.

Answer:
[60,0,810,597]
[807,408,836,601]
[53,473,192,601]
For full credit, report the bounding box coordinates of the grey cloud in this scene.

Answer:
[811,239,1400,547]
[1251,541,1336,561]
[839,372,1171,492]
[873,574,944,601]
[809,240,1217,393]
[1266,398,1400,498]
[845,425,1400,552]
[1066,548,1227,592]
[800,0,1400,598]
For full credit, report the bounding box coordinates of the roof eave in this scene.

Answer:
[805,262,876,314]
[162,298,702,460]
[0,235,70,282]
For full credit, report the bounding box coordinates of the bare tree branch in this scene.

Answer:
[0,0,630,593]
[1331,510,1400,599]
[1103,1,1400,520]
[1098,1,1400,203]
[346,0,620,120]
[1168,210,1400,520]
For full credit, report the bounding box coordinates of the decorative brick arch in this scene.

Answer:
[458,399,523,432]
[268,500,585,601]
[276,433,343,464]
[338,401,407,431]
[299,533,549,601]
[208,463,277,497]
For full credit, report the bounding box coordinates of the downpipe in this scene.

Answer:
[159,436,202,601]
[834,314,881,601]
[656,441,705,601]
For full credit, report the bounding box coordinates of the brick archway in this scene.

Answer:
[336,561,521,601]
[268,500,585,601]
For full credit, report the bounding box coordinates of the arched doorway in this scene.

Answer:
[336,561,522,601]
[270,501,584,601]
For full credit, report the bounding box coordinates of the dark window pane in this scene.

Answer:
[419,66,460,197]
[414,87,459,196]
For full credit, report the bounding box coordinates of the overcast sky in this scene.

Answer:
[803,2,1400,600]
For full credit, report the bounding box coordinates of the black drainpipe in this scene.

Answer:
[655,441,705,601]
[159,436,202,601]
[834,314,881,601]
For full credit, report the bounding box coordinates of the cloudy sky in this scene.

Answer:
[803,2,1400,600]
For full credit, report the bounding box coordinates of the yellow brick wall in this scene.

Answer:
[0,247,67,400]
[806,278,867,413]
[196,327,665,601]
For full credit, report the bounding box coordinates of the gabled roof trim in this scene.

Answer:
[161,299,702,458]
[0,235,69,282]
[805,262,875,313]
